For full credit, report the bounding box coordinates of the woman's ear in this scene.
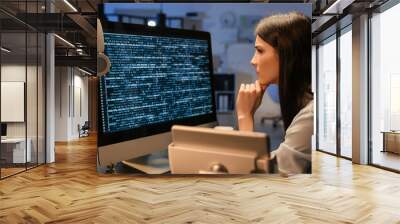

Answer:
[97,53,111,77]
[97,19,110,76]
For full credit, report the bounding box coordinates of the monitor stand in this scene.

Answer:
[122,149,170,174]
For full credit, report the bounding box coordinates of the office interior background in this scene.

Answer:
[1,0,399,177]
[0,0,97,179]
[0,0,400,222]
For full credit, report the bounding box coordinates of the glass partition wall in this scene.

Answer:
[316,24,353,159]
[339,26,352,159]
[370,2,400,172]
[316,0,400,172]
[0,1,46,179]
[317,35,337,155]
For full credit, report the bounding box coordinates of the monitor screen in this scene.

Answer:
[1,123,6,137]
[98,22,217,146]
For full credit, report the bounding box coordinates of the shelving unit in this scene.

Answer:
[214,74,235,113]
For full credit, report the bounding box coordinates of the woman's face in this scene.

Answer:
[251,35,280,87]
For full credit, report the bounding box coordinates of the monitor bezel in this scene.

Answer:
[98,21,217,147]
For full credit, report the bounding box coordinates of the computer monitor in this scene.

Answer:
[97,21,218,168]
[1,123,6,138]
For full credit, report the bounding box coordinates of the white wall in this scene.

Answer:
[72,72,89,138]
[1,65,26,82]
[108,3,310,66]
[55,66,69,141]
[1,64,46,164]
[54,67,89,141]
[1,82,25,122]
[1,65,26,139]
[108,3,311,50]
[1,65,38,138]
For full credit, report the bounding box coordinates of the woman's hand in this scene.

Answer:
[236,80,267,131]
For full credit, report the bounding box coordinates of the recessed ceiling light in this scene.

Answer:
[1,47,11,53]
[322,0,353,15]
[63,0,78,12]
[54,34,75,48]
[78,67,93,76]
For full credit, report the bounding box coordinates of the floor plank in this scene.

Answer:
[0,134,399,223]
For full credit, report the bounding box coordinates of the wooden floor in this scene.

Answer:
[1,135,400,223]
[1,163,45,178]
[372,150,400,171]
[1,167,26,178]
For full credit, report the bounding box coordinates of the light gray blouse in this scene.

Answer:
[271,100,314,175]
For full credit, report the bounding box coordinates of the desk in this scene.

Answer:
[1,138,31,164]
[382,131,400,154]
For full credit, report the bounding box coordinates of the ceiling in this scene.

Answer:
[0,0,393,72]
[0,0,99,73]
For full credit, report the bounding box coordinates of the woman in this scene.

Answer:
[236,12,313,175]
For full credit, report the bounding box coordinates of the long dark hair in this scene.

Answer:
[255,12,312,131]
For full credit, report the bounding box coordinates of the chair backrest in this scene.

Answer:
[82,121,90,129]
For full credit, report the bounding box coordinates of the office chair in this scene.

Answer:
[79,121,90,138]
